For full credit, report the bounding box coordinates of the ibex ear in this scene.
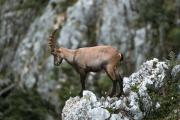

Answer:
[57,48,62,53]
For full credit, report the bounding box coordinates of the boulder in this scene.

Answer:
[62,58,169,120]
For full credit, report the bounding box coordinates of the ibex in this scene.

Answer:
[49,29,124,97]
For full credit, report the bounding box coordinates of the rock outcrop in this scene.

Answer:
[171,65,180,80]
[62,58,169,120]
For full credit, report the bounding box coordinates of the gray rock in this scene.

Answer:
[12,0,63,90]
[171,65,180,80]
[88,107,110,120]
[58,0,103,48]
[0,0,42,72]
[62,59,169,120]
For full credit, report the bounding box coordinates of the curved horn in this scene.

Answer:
[48,29,58,53]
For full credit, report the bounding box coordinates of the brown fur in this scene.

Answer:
[49,29,124,97]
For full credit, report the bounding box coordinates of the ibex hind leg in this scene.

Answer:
[109,80,117,97]
[105,65,117,97]
[116,73,124,97]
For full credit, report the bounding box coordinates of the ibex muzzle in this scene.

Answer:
[49,29,124,97]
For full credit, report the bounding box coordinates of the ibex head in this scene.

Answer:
[49,29,63,66]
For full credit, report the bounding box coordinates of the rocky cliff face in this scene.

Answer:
[0,0,65,108]
[62,59,169,120]
[0,0,47,72]
[59,0,147,69]
[0,0,144,101]
[0,0,172,90]
[0,0,179,119]
[12,0,60,90]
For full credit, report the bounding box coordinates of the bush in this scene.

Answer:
[145,53,179,120]
[0,88,57,120]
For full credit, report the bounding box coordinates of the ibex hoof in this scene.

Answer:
[115,94,121,98]
[115,92,124,97]
[108,93,116,97]
[78,91,83,97]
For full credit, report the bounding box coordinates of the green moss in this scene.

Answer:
[131,85,139,93]
[106,107,116,114]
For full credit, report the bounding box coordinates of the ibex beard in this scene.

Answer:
[49,29,124,97]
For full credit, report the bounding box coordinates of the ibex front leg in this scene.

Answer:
[79,73,87,97]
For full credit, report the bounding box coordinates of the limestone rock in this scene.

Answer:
[62,59,169,120]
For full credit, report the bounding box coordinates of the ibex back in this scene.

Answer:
[49,29,124,97]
